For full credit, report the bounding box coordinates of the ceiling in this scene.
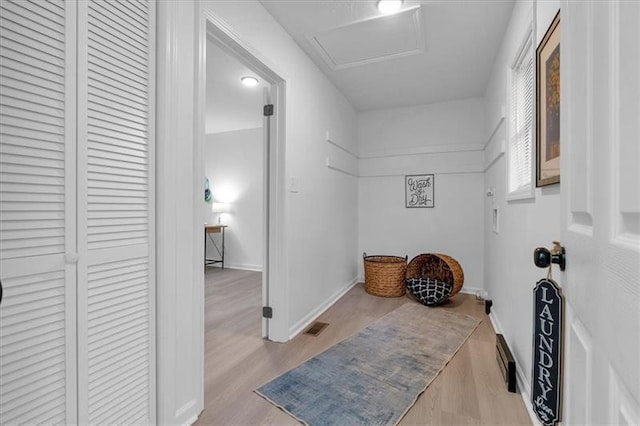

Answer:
[206,39,268,134]
[260,0,515,111]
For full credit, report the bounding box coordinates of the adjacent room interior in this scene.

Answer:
[203,34,267,362]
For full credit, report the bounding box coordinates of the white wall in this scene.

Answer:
[357,98,486,291]
[483,0,561,415]
[158,1,360,423]
[156,2,202,425]
[205,128,263,271]
[358,98,486,153]
[200,1,359,336]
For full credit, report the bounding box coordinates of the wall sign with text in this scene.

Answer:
[532,278,564,426]
[405,174,434,208]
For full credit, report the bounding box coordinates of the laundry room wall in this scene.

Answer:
[357,98,486,293]
[482,0,562,416]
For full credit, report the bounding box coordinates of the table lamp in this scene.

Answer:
[211,202,232,224]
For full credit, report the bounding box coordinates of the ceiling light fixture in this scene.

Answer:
[240,76,259,87]
[376,0,403,14]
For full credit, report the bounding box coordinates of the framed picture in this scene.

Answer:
[405,174,434,208]
[536,11,561,187]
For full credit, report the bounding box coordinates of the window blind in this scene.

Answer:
[509,32,534,194]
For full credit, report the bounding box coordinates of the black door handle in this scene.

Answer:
[534,241,566,271]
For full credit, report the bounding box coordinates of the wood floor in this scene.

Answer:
[197,268,531,425]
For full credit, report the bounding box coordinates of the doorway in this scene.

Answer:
[197,15,288,343]
[203,37,267,341]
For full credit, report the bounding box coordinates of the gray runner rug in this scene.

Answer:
[255,303,481,425]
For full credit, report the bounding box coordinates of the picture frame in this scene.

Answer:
[405,174,434,208]
[536,11,561,187]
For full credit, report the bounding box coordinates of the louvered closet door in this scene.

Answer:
[76,0,155,423]
[0,1,77,424]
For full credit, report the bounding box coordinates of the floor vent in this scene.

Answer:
[304,322,329,337]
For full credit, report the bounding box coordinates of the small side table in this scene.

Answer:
[205,224,227,268]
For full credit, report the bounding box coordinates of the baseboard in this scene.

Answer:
[516,361,540,425]
[208,263,263,272]
[356,281,484,299]
[225,263,263,272]
[488,311,504,334]
[459,285,483,296]
[183,414,199,426]
[289,277,359,340]
[356,277,486,296]
[488,312,540,426]
[174,399,199,426]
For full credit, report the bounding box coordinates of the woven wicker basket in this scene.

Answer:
[406,253,464,296]
[363,253,408,297]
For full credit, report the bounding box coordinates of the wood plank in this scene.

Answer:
[198,268,531,425]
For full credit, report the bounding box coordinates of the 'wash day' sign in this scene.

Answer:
[532,278,564,426]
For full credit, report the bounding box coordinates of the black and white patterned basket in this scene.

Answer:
[405,277,453,306]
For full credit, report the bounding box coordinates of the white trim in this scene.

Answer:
[63,1,78,421]
[156,2,203,424]
[324,141,485,178]
[488,312,540,426]
[214,264,264,272]
[326,157,359,178]
[195,1,207,418]
[147,3,158,421]
[204,15,288,84]
[353,280,485,298]
[483,115,506,173]
[327,164,359,178]
[175,399,198,420]
[182,414,199,426]
[483,114,506,172]
[359,146,485,177]
[359,167,485,178]
[262,87,270,338]
[458,286,485,296]
[359,143,485,159]
[506,20,535,201]
[76,3,90,419]
[200,9,289,344]
[326,132,359,158]
[515,352,540,426]
[484,115,506,149]
[484,151,505,172]
[288,278,359,340]
[507,185,536,202]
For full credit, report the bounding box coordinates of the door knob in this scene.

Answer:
[534,241,566,271]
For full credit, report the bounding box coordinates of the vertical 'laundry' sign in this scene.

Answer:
[532,278,564,425]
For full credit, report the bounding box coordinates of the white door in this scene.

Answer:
[1,0,155,423]
[561,1,640,424]
[262,85,271,338]
[76,0,156,423]
[0,1,77,423]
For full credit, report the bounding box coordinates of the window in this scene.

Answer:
[508,30,534,199]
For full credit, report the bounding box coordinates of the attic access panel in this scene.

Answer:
[307,6,425,70]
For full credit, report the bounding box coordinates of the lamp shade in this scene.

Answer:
[211,202,232,213]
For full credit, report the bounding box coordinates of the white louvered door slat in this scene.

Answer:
[77,0,155,423]
[0,0,77,424]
